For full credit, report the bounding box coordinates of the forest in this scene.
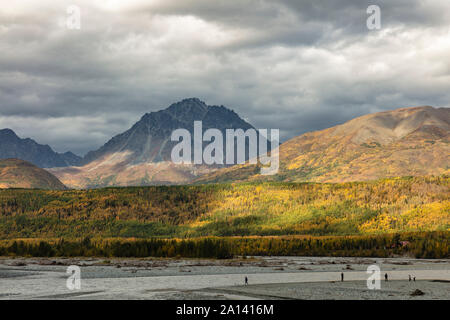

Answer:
[0,232,447,259]
[0,176,448,258]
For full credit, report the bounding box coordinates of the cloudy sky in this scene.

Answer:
[1,0,449,156]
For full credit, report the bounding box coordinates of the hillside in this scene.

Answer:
[0,176,447,239]
[0,159,66,190]
[50,98,255,188]
[197,106,450,183]
[0,129,81,168]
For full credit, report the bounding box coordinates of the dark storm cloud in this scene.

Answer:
[0,0,449,155]
[138,0,450,47]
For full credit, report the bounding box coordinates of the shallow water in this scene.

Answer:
[0,256,448,299]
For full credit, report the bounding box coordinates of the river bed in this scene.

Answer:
[0,256,448,300]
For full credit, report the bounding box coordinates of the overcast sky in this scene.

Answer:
[1,0,449,156]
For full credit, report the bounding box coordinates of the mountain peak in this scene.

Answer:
[83,98,254,165]
[165,97,208,119]
[394,105,434,112]
[0,128,81,168]
[0,128,19,138]
[180,97,205,104]
[332,105,450,145]
[168,97,207,109]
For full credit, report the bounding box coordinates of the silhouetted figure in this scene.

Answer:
[413,276,416,282]
[341,272,344,282]
[245,276,248,285]
[385,273,388,281]
[409,275,411,281]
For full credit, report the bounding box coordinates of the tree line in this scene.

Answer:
[1,232,447,259]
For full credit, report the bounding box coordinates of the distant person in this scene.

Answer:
[409,275,411,281]
[341,272,344,282]
[413,276,416,282]
[385,273,388,281]
[245,276,248,285]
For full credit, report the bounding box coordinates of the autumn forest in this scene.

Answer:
[0,175,448,258]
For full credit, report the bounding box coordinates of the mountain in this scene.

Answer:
[0,129,82,168]
[196,106,450,183]
[50,98,256,188]
[0,158,67,189]
[82,98,254,165]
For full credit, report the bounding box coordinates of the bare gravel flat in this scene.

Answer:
[0,256,448,300]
